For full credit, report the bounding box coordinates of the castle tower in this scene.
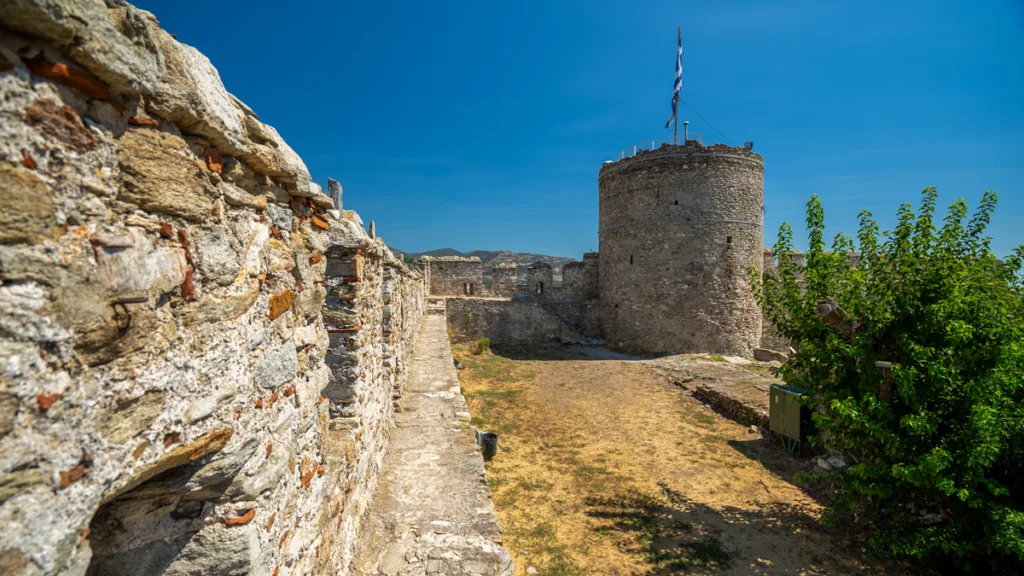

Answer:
[597,141,765,356]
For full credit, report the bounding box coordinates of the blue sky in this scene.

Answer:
[136,0,1023,258]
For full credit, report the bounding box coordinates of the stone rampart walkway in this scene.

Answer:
[352,305,513,575]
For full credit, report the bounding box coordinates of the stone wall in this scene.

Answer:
[560,252,598,301]
[524,262,555,299]
[598,141,764,357]
[421,256,482,297]
[0,4,424,576]
[489,264,517,298]
[446,298,598,348]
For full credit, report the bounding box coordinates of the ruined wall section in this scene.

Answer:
[523,262,556,299]
[422,256,482,297]
[560,252,599,301]
[446,298,599,348]
[0,4,424,576]
[489,264,517,298]
[598,142,764,357]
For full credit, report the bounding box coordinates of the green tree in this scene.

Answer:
[752,188,1024,573]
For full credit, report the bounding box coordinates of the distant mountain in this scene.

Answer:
[392,248,577,276]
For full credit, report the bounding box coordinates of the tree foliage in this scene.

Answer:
[752,188,1024,573]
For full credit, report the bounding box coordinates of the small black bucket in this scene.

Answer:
[480,432,498,460]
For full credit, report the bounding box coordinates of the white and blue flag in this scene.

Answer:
[664,27,682,129]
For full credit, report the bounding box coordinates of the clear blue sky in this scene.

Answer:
[135,0,1023,258]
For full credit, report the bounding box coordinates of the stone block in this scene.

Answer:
[25,98,98,151]
[256,341,297,389]
[0,468,46,504]
[117,128,216,222]
[220,182,266,210]
[266,203,292,232]
[179,287,258,327]
[0,163,57,244]
[96,390,166,445]
[108,427,233,501]
[147,29,250,157]
[327,254,363,279]
[194,225,242,286]
[0,0,163,95]
[753,348,788,363]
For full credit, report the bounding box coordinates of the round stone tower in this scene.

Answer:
[598,141,764,356]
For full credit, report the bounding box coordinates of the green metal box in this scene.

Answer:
[769,384,812,453]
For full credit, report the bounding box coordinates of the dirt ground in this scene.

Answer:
[452,344,896,576]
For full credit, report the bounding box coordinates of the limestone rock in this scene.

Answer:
[194,226,242,285]
[0,0,163,95]
[240,121,308,185]
[753,348,788,363]
[117,128,216,222]
[108,427,233,502]
[221,157,256,191]
[92,228,187,296]
[0,282,72,342]
[0,392,17,437]
[264,238,294,273]
[147,30,249,156]
[180,287,258,327]
[220,182,265,210]
[266,203,292,232]
[327,178,343,209]
[256,341,296,389]
[293,323,317,348]
[126,435,259,501]
[183,389,236,425]
[96,390,166,445]
[226,446,289,501]
[0,163,58,244]
[0,467,46,504]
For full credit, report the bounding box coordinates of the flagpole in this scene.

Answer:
[673,27,680,144]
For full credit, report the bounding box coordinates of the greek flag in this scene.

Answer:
[664,27,682,129]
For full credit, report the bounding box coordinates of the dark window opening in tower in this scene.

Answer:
[630,255,634,265]
[727,236,733,244]
[674,200,679,205]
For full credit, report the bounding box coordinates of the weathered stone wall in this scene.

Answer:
[489,264,517,298]
[0,4,424,575]
[422,256,482,297]
[560,252,599,301]
[524,262,555,299]
[598,142,764,357]
[446,298,598,348]
[321,237,426,573]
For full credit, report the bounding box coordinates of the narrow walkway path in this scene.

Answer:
[353,304,513,576]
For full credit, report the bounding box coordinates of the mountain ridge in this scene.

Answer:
[391,248,577,273]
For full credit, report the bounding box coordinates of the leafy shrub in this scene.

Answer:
[472,337,490,356]
[751,188,1024,573]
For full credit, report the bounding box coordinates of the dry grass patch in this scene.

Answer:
[454,344,899,576]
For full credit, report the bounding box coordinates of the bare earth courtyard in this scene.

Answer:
[452,345,900,576]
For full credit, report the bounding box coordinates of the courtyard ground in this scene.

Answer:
[452,344,898,576]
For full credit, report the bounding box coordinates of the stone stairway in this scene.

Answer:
[351,312,512,575]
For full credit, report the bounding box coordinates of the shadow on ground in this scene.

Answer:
[726,438,835,507]
[585,482,845,575]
